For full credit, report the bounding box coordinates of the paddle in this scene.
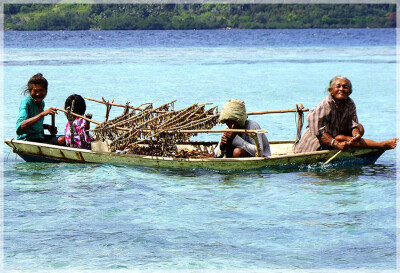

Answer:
[323,135,361,166]
[323,150,342,166]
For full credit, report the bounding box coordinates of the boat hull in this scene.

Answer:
[4,139,385,170]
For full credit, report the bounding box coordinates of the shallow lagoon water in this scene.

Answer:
[2,29,397,270]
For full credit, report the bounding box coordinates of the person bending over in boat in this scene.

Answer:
[63,94,93,149]
[295,76,397,153]
[16,73,64,145]
[214,99,271,158]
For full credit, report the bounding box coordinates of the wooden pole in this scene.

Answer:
[67,102,75,148]
[127,128,268,134]
[51,113,56,137]
[86,98,305,116]
[167,129,268,134]
[58,109,266,135]
[85,98,213,115]
[85,97,143,110]
[56,108,102,125]
[102,97,114,122]
[247,108,309,115]
[122,102,130,116]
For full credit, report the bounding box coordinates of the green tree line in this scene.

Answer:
[4,3,396,30]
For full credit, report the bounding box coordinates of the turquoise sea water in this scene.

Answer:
[1,29,397,270]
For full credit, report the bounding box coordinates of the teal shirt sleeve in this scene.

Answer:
[16,97,45,140]
[16,100,29,135]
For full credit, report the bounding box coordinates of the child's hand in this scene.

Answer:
[85,113,93,119]
[42,107,58,117]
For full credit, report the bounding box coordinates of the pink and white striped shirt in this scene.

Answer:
[65,118,92,149]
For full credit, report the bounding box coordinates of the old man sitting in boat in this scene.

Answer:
[295,76,397,153]
[214,99,271,158]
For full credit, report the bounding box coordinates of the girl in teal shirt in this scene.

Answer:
[16,73,63,145]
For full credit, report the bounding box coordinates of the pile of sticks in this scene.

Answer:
[89,98,219,156]
[57,97,308,158]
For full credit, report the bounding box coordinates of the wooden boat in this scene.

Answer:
[6,101,387,170]
[4,138,385,171]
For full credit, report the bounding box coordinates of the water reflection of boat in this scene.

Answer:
[4,139,385,171]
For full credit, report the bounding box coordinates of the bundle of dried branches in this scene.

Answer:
[89,98,219,156]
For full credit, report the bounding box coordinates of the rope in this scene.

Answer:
[294,104,305,151]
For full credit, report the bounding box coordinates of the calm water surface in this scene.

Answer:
[2,29,397,270]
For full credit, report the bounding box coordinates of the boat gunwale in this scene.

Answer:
[4,138,371,163]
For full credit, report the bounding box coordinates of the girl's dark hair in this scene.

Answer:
[65,94,86,116]
[23,73,48,96]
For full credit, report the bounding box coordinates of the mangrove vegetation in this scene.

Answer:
[4,3,396,31]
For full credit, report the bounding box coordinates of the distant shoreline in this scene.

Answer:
[4,3,396,31]
[3,27,393,31]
